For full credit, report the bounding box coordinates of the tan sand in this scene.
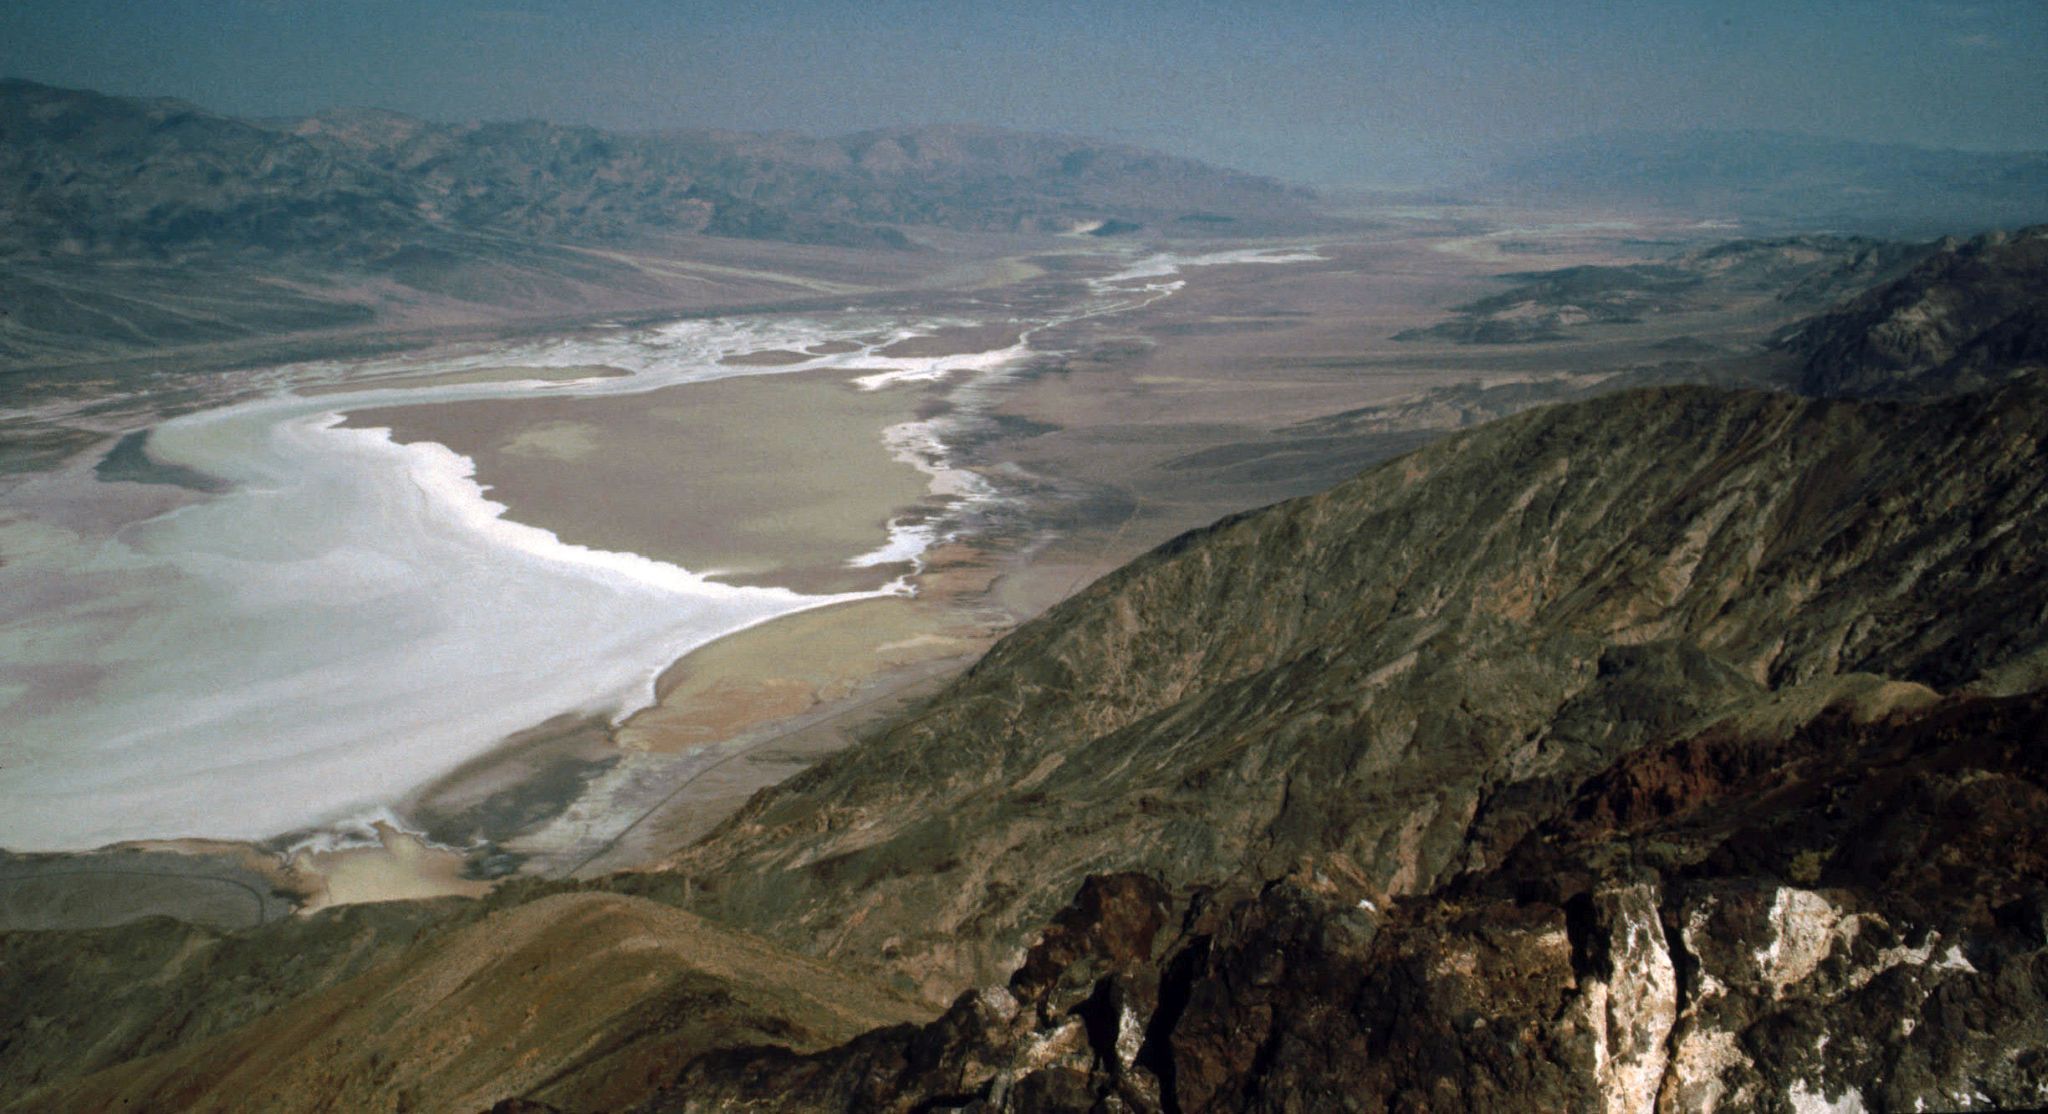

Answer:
[719,349,813,367]
[347,367,934,593]
[292,823,491,911]
[876,322,1023,358]
[543,542,1013,869]
[617,541,1010,754]
[619,593,990,754]
[299,363,630,397]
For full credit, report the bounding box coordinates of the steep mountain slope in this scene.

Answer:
[1780,225,2048,397]
[657,376,2048,1002]
[0,897,469,1103]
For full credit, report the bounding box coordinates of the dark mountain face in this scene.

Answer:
[0,80,432,259]
[1483,129,2048,234]
[1780,225,2048,397]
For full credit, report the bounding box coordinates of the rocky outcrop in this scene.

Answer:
[1782,225,2048,397]
[658,378,2048,1002]
[655,688,2048,1112]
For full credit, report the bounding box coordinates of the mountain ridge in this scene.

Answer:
[1778,224,2048,397]
[0,77,1316,261]
[0,77,1317,371]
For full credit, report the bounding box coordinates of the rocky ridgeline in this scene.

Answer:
[1781,225,2048,397]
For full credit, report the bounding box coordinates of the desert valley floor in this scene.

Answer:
[0,209,1774,922]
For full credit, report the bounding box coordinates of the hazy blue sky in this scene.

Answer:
[3,0,2043,185]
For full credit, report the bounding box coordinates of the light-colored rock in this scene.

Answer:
[1570,882,1678,1114]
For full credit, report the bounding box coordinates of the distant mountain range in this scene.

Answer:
[0,78,1313,261]
[1484,129,2048,234]
[9,79,2048,375]
[0,78,1317,371]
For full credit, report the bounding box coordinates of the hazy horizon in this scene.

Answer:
[5,1,2046,188]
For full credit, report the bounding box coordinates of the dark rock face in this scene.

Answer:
[653,691,2048,1112]
[663,379,2048,1002]
[1782,226,2048,397]
[640,875,1178,1114]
